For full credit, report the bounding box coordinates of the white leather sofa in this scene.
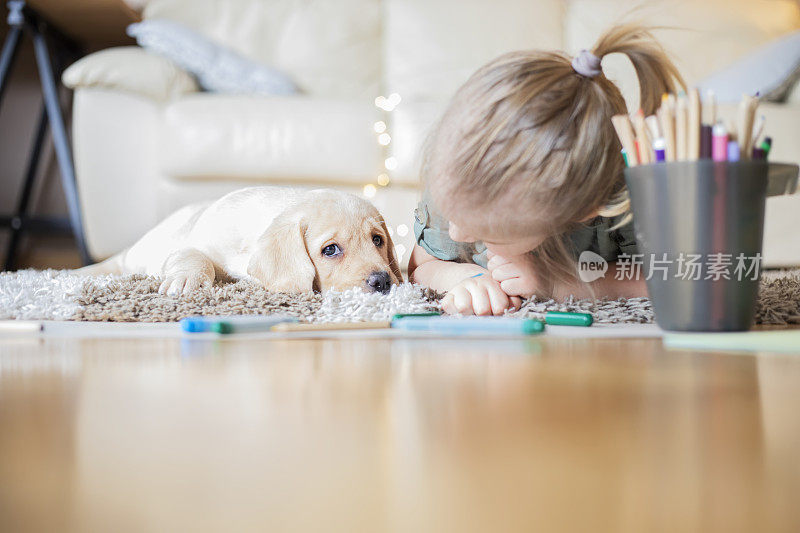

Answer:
[64,0,800,267]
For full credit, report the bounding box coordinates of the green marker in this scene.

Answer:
[760,137,772,158]
[544,312,593,327]
[392,312,442,320]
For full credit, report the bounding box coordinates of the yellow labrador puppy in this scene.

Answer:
[77,187,403,295]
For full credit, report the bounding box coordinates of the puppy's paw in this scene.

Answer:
[159,248,216,296]
[158,271,213,297]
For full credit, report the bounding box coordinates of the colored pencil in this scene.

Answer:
[271,321,392,332]
[611,115,639,167]
[0,321,43,333]
[706,89,717,125]
[675,93,688,161]
[610,89,772,166]
[737,94,757,160]
[751,114,766,150]
[687,88,701,160]
[632,109,652,164]
[659,94,676,162]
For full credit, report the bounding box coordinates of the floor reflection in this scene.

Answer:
[1,336,796,531]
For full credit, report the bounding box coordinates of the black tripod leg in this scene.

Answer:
[4,102,48,271]
[0,24,22,103]
[30,24,92,265]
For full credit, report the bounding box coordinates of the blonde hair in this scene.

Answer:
[424,24,685,295]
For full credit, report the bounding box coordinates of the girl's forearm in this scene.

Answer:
[410,256,486,292]
[412,260,487,292]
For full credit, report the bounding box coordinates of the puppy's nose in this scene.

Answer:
[366,271,392,294]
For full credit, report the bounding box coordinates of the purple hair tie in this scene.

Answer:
[572,49,602,78]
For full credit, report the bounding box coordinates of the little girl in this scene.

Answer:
[408,24,685,315]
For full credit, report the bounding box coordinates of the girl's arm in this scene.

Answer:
[408,244,522,315]
[489,253,649,300]
[408,244,485,291]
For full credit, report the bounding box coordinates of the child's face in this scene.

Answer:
[448,219,545,258]
[435,182,549,258]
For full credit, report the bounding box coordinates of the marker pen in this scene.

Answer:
[392,312,442,320]
[181,315,298,334]
[645,114,662,143]
[544,312,593,327]
[761,137,772,159]
[700,124,712,159]
[712,122,728,162]
[653,138,666,162]
[727,140,740,162]
[392,316,545,336]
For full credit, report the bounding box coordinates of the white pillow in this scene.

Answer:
[127,19,299,96]
[697,30,800,103]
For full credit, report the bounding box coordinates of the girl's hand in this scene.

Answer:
[442,272,522,316]
[487,251,541,298]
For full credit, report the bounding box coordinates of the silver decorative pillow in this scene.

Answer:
[127,19,299,96]
[697,30,800,103]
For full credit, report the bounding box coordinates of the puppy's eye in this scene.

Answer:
[321,243,341,257]
[372,235,383,247]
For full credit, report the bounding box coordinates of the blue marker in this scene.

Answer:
[392,316,544,335]
[727,140,740,162]
[181,315,298,334]
[653,138,666,162]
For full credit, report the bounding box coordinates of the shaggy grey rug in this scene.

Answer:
[1,269,799,325]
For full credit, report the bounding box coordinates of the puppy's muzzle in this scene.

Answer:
[366,271,392,294]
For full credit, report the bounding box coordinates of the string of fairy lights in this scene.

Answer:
[365,92,409,262]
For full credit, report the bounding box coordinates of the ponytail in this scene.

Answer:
[591,24,685,220]
[592,24,686,115]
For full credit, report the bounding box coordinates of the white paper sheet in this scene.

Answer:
[0,320,664,340]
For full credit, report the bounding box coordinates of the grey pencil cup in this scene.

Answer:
[624,160,798,332]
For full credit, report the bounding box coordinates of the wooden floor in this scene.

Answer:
[1,335,799,532]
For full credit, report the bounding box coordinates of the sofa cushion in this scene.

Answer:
[143,0,381,99]
[160,95,383,183]
[564,0,800,111]
[383,0,564,101]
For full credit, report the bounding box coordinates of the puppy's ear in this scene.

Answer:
[379,216,405,283]
[247,216,316,293]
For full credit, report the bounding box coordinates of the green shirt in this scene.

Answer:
[413,200,639,268]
